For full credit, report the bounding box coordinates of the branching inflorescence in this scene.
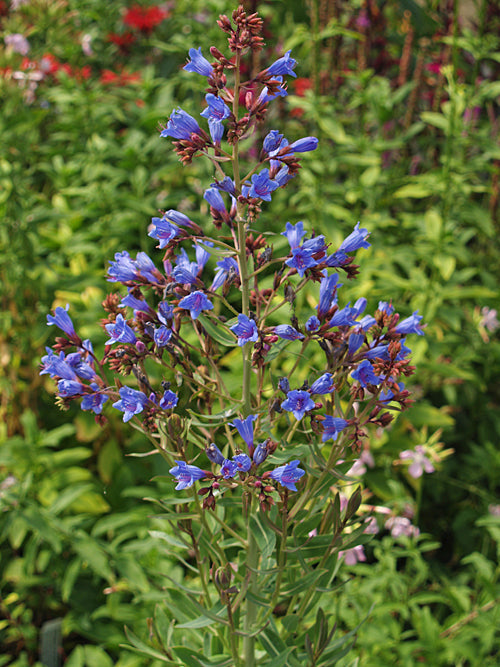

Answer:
[40,10,430,663]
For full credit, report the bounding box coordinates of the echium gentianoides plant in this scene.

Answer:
[42,6,425,665]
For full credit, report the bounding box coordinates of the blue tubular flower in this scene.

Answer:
[233,453,252,472]
[321,416,348,442]
[211,176,236,196]
[204,187,227,213]
[269,460,305,491]
[282,221,306,250]
[160,108,202,140]
[339,222,371,253]
[195,241,212,272]
[154,326,172,348]
[351,359,382,387]
[348,330,365,356]
[221,459,238,479]
[302,235,326,255]
[278,377,290,393]
[148,216,180,248]
[395,311,425,336]
[159,389,178,410]
[281,390,315,421]
[263,130,285,154]
[169,460,206,490]
[211,257,239,291]
[158,301,174,325]
[359,314,376,331]
[258,75,288,104]
[136,252,157,282]
[57,379,84,397]
[183,47,213,76]
[120,291,153,315]
[364,344,390,361]
[274,325,304,341]
[206,443,225,465]
[230,415,257,450]
[40,349,78,380]
[112,386,149,422]
[285,247,319,278]
[178,291,213,319]
[287,137,319,153]
[329,304,358,328]
[266,50,297,78]
[378,301,394,315]
[230,314,259,346]
[306,316,320,333]
[107,251,138,282]
[324,250,349,268]
[248,169,279,201]
[81,383,108,414]
[310,373,335,395]
[105,314,137,345]
[318,273,340,320]
[253,440,270,466]
[47,305,76,337]
[66,352,96,380]
[200,94,231,144]
[173,265,198,286]
[353,298,367,317]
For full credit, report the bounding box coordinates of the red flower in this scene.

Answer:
[123,4,168,34]
[100,69,141,85]
[107,31,137,53]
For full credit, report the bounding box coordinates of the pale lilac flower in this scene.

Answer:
[480,307,499,333]
[339,545,366,565]
[385,516,420,538]
[5,34,30,56]
[399,445,435,478]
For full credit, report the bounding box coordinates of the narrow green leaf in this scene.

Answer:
[197,315,236,347]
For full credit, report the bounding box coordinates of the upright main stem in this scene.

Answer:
[232,50,258,665]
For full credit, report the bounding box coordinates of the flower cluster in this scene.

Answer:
[42,6,424,520]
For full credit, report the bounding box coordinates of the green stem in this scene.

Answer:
[243,521,259,667]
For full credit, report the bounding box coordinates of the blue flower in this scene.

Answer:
[154,325,172,348]
[66,352,96,380]
[282,221,306,250]
[287,137,319,153]
[204,187,227,213]
[310,373,335,395]
[321,416,348,442]
[230,415,257,450]
[266,50,297,78]
[200,94,231,144]
[211,257,239,291]
[258,75,288,104]
[230,314,259,346]
[159,389,178,410]
[358,314,376,331]
[105,314,137,345]
[120,291,154,315]
[169,460,206,490]
[348,330,365,356]
[281,390,315,420]
[285,247,319,278]
[317,273,340,320]
[178,291,213,319]
[206,443,225,465]
[160,108,202,141]
[253,440,270,466]
[306,316,320,333]
[269,460,305,491]
[378,301,394,315]
[47,305,76,337]
[221,459,238,479]
[107,251,138,283]
[158,301,174,325]
[148,216,180,248]
[112,386,149,422]
[81,384,108,414]
[183,47,213,77]
[395,311,425,336]
[263,130,285,154]
[57,379,84,397]
[329,304,358,328]
[339,222,371,253]
[248,169,279,201]
[233,453,252,472]
[274,325,304,341]
[40,349,78,380]
[351,359,382,387]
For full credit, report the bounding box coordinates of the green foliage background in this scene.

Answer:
[1,0,499,664]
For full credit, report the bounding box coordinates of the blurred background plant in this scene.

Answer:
[1,0,499,664]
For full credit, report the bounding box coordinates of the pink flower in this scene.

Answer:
[339,545,366,565]
[399,445,435,479]
[385,516,419,538]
